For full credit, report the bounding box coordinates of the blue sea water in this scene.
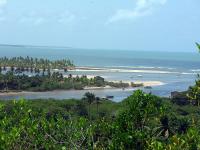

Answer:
[0,45,200,101]
[1,45,200,70]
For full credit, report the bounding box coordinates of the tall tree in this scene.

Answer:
[83,92,96,120]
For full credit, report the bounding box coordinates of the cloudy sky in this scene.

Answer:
[0,0,199,52]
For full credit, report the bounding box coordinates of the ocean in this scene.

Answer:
[0,45,200,101]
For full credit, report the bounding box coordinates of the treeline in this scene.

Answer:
[0,72,141,92]
[0,89,200,149]
[0,56,74,72]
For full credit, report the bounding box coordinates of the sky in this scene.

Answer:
[0,0,199,52]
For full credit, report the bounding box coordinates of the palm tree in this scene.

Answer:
[0,56,74,71]
[3,72,14,92]
[47,68,51,77]
[3,66,6,71]
[10,66,15,72]
[34,67,37,73]
[64,68,68,72]
[68,74,72,78]
[196,42,200,52]
[30,67,33,73]
[152,116,175,140]
[83,92,96,120]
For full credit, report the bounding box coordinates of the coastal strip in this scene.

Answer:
[0,80,165,96]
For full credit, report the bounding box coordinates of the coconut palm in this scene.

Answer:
[152,116,175,140]
[83,92,96,120]
[0,56,74,72]
[196,42,200,52]
[10,66,15,72]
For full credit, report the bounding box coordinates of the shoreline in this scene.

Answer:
[0,66,165,97]
[83,80,164,90]
[0,65,166,97]
[0,80,165,96]
[0,91,34,96]
[126,81,165,87]
[72,66,195,75]
[73,66,178,74]
[63,75,165,87]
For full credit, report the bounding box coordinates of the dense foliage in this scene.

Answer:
[0,89,200,149]
[0,56,74,72]
[0,72,140,92]
[187,43,200,106]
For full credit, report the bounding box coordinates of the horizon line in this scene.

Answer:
[0,43,196,53]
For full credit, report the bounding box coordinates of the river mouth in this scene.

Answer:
[0,46,199,101]
[0,65,195,101]
[0,82,184,102]
[0,88,146,102]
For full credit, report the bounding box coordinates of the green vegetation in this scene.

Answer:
[196,42,200,52]
[1,89,200,149]
[0,43,200,149]
[187,43,200,106]
[0,57,143,92]
[0,72,141,92]
[0,56,74,73]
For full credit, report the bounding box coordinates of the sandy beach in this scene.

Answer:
[84,85,113,90]
[129,81,165,87]
[63,68,166,90]
[0,80,164,96]
[109,80,165,86]
[83,80,164,90]
[0,66,165,97]
[84,80,165,90]
[63,73,165,87]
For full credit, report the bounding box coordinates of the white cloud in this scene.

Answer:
[0,16,5,22]
[18,11,76,26]
[0,0,7,7]
[19,12,46,26]
[19,17,45,26]
[0,0,7,22]
[34,18,45,25]
[57,11,75,24]
[108,0,167,23]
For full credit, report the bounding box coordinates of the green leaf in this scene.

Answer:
[62,146,67,150]
[28,109,32,113]
[196,42,200,52]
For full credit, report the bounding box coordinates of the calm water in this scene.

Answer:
[0,45,200,101]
